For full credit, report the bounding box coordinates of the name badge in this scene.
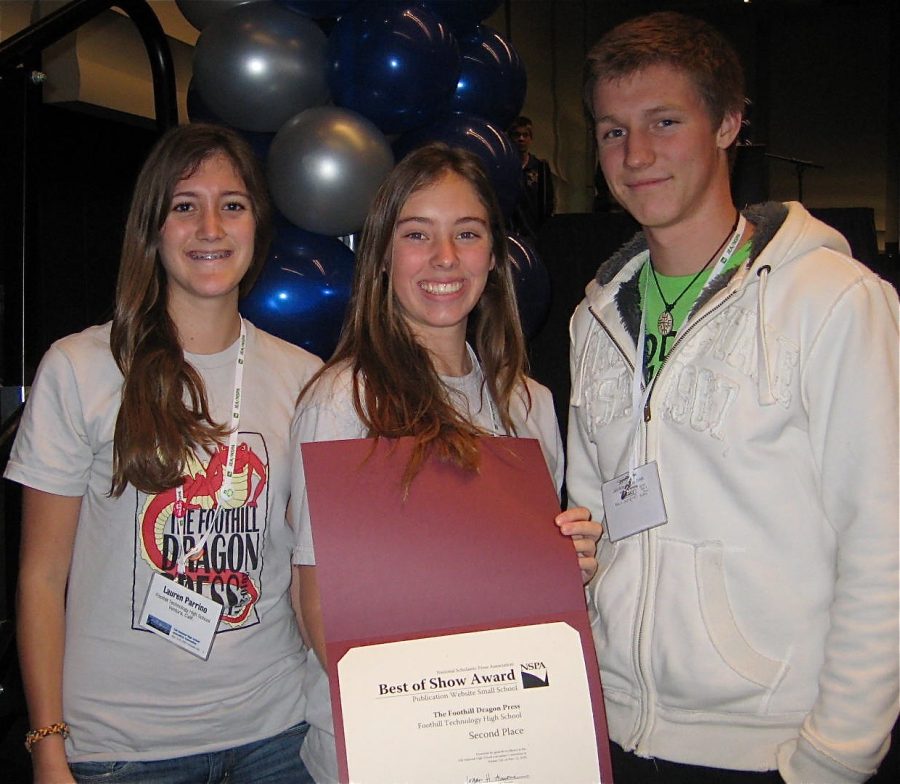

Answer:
[601,461,667,542]
[139,572,224,660]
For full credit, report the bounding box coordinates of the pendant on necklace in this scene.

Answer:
[658,309,674,337]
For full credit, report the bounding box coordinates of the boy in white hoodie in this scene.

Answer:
[569,11,898,784]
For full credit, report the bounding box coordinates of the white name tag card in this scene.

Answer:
[601,461,668,542]
[139,572,224,660]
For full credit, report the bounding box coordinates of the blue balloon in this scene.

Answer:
[185,79,275,161]
[450,26,526,129]
[277,0,358,17]
[241,220,354,358]
[326,4,460,134]
[394,113,521,216]
[422,0,501,39]
[186,76,218,123]
[507,233,550,340]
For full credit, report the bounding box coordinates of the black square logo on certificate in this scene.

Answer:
[520,661,549,689]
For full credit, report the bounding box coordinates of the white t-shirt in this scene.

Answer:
[289,357,563,783]
[5,320,322,762]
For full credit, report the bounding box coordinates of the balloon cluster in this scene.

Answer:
[179,0,549,356]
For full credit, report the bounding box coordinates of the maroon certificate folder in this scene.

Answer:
[301,436,612,783]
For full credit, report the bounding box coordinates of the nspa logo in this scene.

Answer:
[519,661,549,689]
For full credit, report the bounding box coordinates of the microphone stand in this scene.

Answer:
[765,153,824,202]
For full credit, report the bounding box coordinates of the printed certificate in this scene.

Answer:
[339,623,599,783]
[301,437,612,783]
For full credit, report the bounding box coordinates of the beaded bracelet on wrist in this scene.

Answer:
[24,721,70,753]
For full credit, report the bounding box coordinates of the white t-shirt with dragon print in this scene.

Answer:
[6,320,322,762]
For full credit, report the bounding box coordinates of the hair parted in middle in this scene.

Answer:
[110,122,272,496]
[303,142,529,487]
[583,11,746,129]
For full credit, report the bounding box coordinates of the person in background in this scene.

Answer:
[8,124,321,783]
[290,143,600,783]
[507,115,555,240]
[568,11,898,784]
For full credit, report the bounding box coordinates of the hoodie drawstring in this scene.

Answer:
[756,264,777,405]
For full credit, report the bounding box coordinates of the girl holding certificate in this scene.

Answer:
[290,143,599,783]
[7,124,320,783]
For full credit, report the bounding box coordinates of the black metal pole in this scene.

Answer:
[0,0,177,132]
[0,0,177,404]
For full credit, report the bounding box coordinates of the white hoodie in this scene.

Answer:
[568,202,898,783]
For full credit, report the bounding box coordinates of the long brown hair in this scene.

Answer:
[109,124,272,496]
[303,143,528,485]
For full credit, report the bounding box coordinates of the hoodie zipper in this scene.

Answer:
[586,303,657,748]
[587,306,636,375]
[586,285,741,752]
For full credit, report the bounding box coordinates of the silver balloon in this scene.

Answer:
[268,107,394,237]
[193,2,330,133]
[176,0,261,31]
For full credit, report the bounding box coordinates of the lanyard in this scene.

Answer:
[628,216,746,473]
[706,215,747,282]
[174,319,247,576]
[466,343,502,435]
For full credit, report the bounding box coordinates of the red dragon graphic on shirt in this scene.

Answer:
[138,438,268,628]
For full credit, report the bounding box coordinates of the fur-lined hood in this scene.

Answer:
[583,201,850,345]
